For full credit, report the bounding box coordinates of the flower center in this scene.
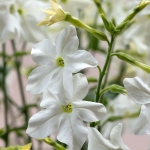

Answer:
[10,5,15,14]
[62,103,73,113]
[18,8,23,15]
[56,57,65,67]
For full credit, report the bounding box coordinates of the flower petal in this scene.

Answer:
[110,123,130,149]
[72,73,88,101]
[65,50,98,73]
[55,25,79,56]
[88,127,116,150]
[26,107,62,138]
[134,104,150,135]
[31,39,56,65]
[88,124,130,150]
[40,88,61,108]
[57,113,87,150]
[123,77,150,104]
[26,65,56,94]
[73,101,106,122]
[63,68,73,100]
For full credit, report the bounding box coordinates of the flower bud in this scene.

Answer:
[100,84,127,95]
[65,13,108,41]
[116,0,150,34]
[112,52,150,73]
[38,0,66,26]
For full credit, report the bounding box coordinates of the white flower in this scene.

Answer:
[101,94,140,138]
[26,73,106,150]
[88,123,130,150]
[26,25,98,95]
[0,0,23,43]
[123,76,150,135]
[17,0,51,42]
[0,0,51,43]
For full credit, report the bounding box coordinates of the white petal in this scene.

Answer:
[31,39,56,65]
[63,68,73,100]
[88,128,116,150]
[88,124,130,150]
[40,89,61,108]
[110,123,130,149]
[134,104,150,135]
[72,73,88,101]
[55,25,79,56]
[26,65,56,94]
[26,107,62,138]
[65,50,98,73]
[57,113,87,150]
[123,77,150,104]
[73,101,106,122]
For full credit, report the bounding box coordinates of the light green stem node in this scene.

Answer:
[56,57,65,67]
[62,103,73,113]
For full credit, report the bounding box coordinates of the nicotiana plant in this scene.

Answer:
[1,0,150,150]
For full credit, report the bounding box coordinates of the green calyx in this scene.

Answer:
[56,57,65,67]
[62,103,73,113]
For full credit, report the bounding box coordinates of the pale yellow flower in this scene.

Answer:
[38,0,66,26]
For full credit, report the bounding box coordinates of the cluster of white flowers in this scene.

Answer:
[1,0,150,149]
[26,25,130,150]
[0,0,50,43]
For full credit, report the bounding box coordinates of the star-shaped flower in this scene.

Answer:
[88,123,130,150]
[123,76,150,135]
[26,73,106,150]
[26,25,98,96]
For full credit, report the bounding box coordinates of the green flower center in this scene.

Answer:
[18,8,23,15]
[10,5,15,14]
[62,103,73,113]
[56,57,65,67]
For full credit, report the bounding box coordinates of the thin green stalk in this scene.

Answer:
[95,35,115,102]
[2,43,9,146]
[39,138,66,150]
[101,111,140,128]
[10,40,32,144]
[11,40,28,121]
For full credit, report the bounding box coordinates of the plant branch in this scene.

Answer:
[2,43,9,146]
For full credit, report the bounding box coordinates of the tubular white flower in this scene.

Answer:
[123,76,150,135]
[26,25,98,96]
[88,123,130,150]
[26,73,106,150]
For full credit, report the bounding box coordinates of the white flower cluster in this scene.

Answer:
[26,25,129,150]
[0,0,50,43]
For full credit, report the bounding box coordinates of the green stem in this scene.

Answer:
[10,40,32,144]
[2,43,9,146]
[11,40,28,121]
[101,111,140,127]
[95,35,115,102]
[39,138,66,150]
[65,13,109,43]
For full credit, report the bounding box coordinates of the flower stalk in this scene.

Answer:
[65,13,108,42]
[39,138,66,150]
[95,35,115,103]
